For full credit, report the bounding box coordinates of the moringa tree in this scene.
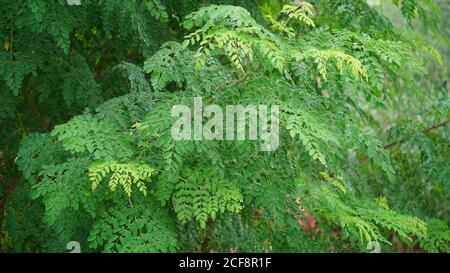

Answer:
[0,0,448,253]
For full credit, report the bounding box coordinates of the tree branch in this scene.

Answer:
[383,118,450,149]
[360,117,450,163]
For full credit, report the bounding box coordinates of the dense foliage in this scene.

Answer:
[0,0,449,253]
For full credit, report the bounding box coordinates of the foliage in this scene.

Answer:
[89,161,154,197]
[419,219,450,253]
[87,202,178,253]
[0,0,448,253]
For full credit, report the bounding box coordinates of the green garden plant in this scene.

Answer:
[0,0,448,253]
